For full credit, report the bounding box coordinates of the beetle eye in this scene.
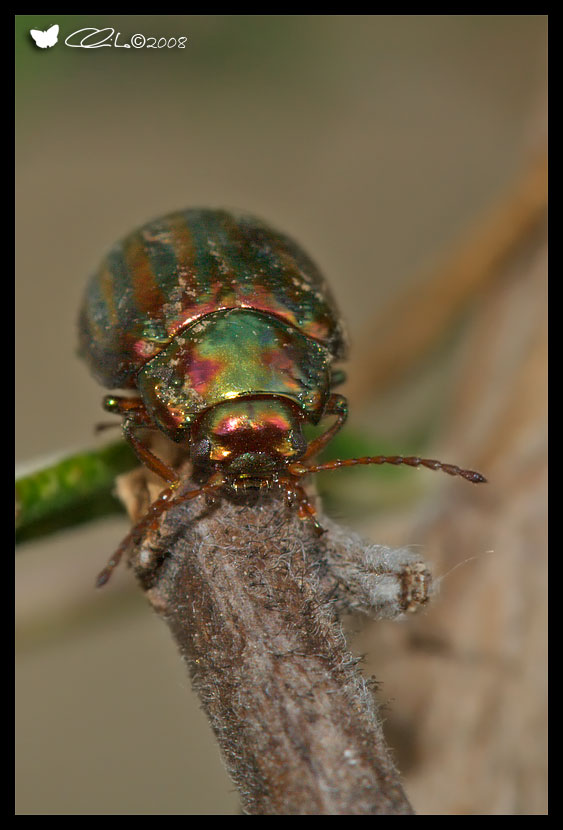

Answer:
[290,429,306,457]
[190,437,212,467]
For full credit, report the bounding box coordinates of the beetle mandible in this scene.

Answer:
[78,208,486,585]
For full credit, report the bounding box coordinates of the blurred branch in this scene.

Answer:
[357,165,547,814]
[346,151,547,405]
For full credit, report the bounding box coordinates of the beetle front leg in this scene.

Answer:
[96,474,226,587]
[278,477,325,536]
[300,394,348,463]
[103,395,180,485]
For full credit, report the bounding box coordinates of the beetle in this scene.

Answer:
[78,208,486,585]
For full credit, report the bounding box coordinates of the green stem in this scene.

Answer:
[15,442,137,544]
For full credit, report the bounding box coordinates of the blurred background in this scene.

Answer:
[16,15,547,815]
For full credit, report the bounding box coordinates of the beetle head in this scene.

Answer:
[189,397,307,477]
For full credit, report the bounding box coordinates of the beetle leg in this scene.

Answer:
[96,474,225,587]
[278,478,325,536]
[96,483,177,586]
[93,420,121,434]
[122,419,180,485]
[300,394,348,463]
[102,394,179,485]
[102,394,148,418]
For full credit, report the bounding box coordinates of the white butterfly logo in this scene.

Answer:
[30,24,59,49]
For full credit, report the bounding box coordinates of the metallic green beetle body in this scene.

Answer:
[79,208,345,387]
[136,307,333,440]
[79,208,346,480]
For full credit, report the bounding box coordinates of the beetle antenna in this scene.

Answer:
[299,456,487,484]
[93,421,121,434]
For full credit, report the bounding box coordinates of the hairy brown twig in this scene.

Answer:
[125,478,431,815]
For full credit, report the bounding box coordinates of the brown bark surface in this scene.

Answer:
[127,489,418,815]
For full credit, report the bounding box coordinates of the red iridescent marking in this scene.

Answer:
[187,352,223,392]
[262,344,297,374]
[168,211,196,271]
[163,273,333,350]
[213,407,292,438]
[124,232,165,317]
[131,339,160,361]
[266,412,293,432]
[99,264,119,333]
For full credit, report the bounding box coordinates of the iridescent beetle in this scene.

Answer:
[79,209,486,585]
